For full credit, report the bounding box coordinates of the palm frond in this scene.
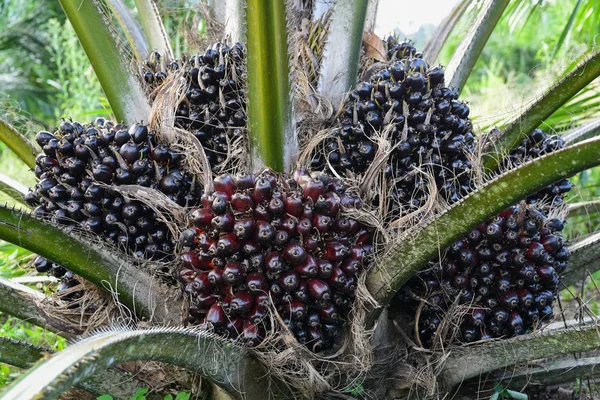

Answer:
[246,0,295,171]
[106,0,149,61]
[58,0,151,122]
[0,205,180,323]
[0,173,28,206]
[133,0,173,58]
[422,0,473,65]
[482,50,600,172]
[0,328,289,400]
[445,0,510,91]
[0,118,37,168]
[561,231,600,287]
[317,0,368,108]
[439,323,600,390]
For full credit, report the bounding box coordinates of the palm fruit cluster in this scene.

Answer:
[311,38,474,216]
[140,43,247,171]
[177,169,373,352]
[398,205,570,347]
[505,128,571,206]
[32,256,82,302]
[24,118,202,269]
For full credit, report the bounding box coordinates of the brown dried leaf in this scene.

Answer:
[363,31,386,62]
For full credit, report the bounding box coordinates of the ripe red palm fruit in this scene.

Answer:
[179,169,374,351]
[400,204,570,347]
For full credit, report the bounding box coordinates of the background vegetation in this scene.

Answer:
[1,0,600,396]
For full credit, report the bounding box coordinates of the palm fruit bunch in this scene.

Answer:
[397,204,570,347]
[393,128,572,346]
[24,118,202,269]
[505,128,571,206]
[140,51,178,88]
[32,256,82,303]
[310,38,474,217]
[140,43,247,171]
[177,169,373,352]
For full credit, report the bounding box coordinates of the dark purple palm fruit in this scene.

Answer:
[310,39,474,219]
[397,204,570,347]
[32,256,83,305]
[140,42,247,174]
[33,256,69,277]
[503,128,571,207]
[179,169,374,352]
[24,119,203,276]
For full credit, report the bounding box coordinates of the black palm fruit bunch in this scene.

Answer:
[177,169,373,352]
[32,256,82,303]
[310,38,474,218]
[504,128,571,207]
[141,42,247,172]
[398,204,570,348]
[24,118,203,273]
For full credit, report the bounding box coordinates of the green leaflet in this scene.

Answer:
[58,0,151,123]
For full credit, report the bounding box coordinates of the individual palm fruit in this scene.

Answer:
[25,118,202,271]
[141,43,246,172]
[33,256,67,278]
[397,205,569,347]
[179,169,373,352]
[310,39,474,218]
[504,128,571,207]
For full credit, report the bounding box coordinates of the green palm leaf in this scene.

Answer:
[246,0,295,171]
[0,337,148,398]
[483,50,600,172]
[0,328,289,400]
[58,0,151,123]
[0,118,37,168]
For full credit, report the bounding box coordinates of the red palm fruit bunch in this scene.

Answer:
[177,169,373,352]
[397,204,569,347]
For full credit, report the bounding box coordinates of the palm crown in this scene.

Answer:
[1,1,600,399]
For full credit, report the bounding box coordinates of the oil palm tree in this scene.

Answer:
[1,0,600,399]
